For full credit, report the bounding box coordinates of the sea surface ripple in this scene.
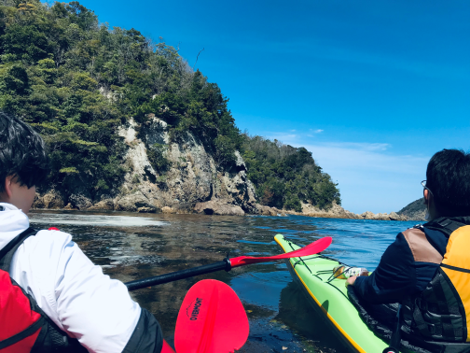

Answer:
[29,210,418,353]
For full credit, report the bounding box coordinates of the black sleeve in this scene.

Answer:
[353,232,416,304]
[122,308,164,353]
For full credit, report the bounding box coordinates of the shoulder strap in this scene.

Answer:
[0,227,37,272]
[423,217,467,237]
[402,227,443,264]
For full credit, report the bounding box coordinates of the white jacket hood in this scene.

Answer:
[0,202,30,251]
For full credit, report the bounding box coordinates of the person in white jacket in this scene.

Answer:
[0,112,167,353]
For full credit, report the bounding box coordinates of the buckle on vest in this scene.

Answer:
[437,219,452,227]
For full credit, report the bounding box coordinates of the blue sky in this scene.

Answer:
[57,0,470,213]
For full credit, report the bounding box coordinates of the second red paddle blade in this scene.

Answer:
[175,279,249,353]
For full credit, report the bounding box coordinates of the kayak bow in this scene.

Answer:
[275,234,393,353]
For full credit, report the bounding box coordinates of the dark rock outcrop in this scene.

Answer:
[34,191,64,209]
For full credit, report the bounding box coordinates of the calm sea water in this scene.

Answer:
[29,211,418,353]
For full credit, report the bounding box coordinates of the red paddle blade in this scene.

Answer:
[175,279,249,353]
[161,340,175,353]
[230,236,332,267]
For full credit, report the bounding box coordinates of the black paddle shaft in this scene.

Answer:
[125,258,232,291]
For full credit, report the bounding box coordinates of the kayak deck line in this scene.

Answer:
[285,241,352,303]
[275,236,367,353]
[275,234,393,353]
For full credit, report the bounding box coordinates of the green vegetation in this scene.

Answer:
[0,0,340,210]
[397,198,425,220]
[0,0,240,198]
[243,136,340,211]
[147,143,170,173]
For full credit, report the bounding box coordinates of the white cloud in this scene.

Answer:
[304,142,426,174]
[302,142,428,213]
[265,132,428,213]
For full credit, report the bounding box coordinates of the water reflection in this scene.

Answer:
[29,210,417,352]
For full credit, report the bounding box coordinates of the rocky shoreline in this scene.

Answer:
[32,116,418,222]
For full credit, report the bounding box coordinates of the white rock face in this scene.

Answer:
[33,116,379,218]
[118,119,154,181]
[114,117,257,214]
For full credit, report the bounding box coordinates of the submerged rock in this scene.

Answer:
[254,204,279,216]
[137,206,157,213]
[114,191,154,212]
[194,199,245,216]
[69,194,93,210]
[88,199,114,211]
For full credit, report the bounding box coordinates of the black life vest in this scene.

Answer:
[0,227,87,353]
[412,217,470,343]
[349,218,470,353]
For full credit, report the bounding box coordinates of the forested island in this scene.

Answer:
[0,0,344,215]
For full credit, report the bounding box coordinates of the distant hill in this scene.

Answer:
[397,198,426,220]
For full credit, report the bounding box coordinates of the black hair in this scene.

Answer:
[426,149,470,217]
[0,111,49,193]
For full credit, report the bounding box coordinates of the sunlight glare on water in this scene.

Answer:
[29,212,169,227]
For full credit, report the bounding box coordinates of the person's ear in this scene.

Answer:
[423,188,430,203]
[3,175,14,200]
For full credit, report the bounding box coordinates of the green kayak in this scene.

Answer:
[275,234,392,353]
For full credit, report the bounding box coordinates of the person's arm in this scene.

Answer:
[12,230,163,353]
[348,232,416,304]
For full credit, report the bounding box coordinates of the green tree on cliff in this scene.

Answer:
[242,135,341,211]
[0,0,340,210]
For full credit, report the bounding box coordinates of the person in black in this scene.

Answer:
[347,149,470,353]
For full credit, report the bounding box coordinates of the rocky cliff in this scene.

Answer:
[33,116,410,221]
[34,116,258,215]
